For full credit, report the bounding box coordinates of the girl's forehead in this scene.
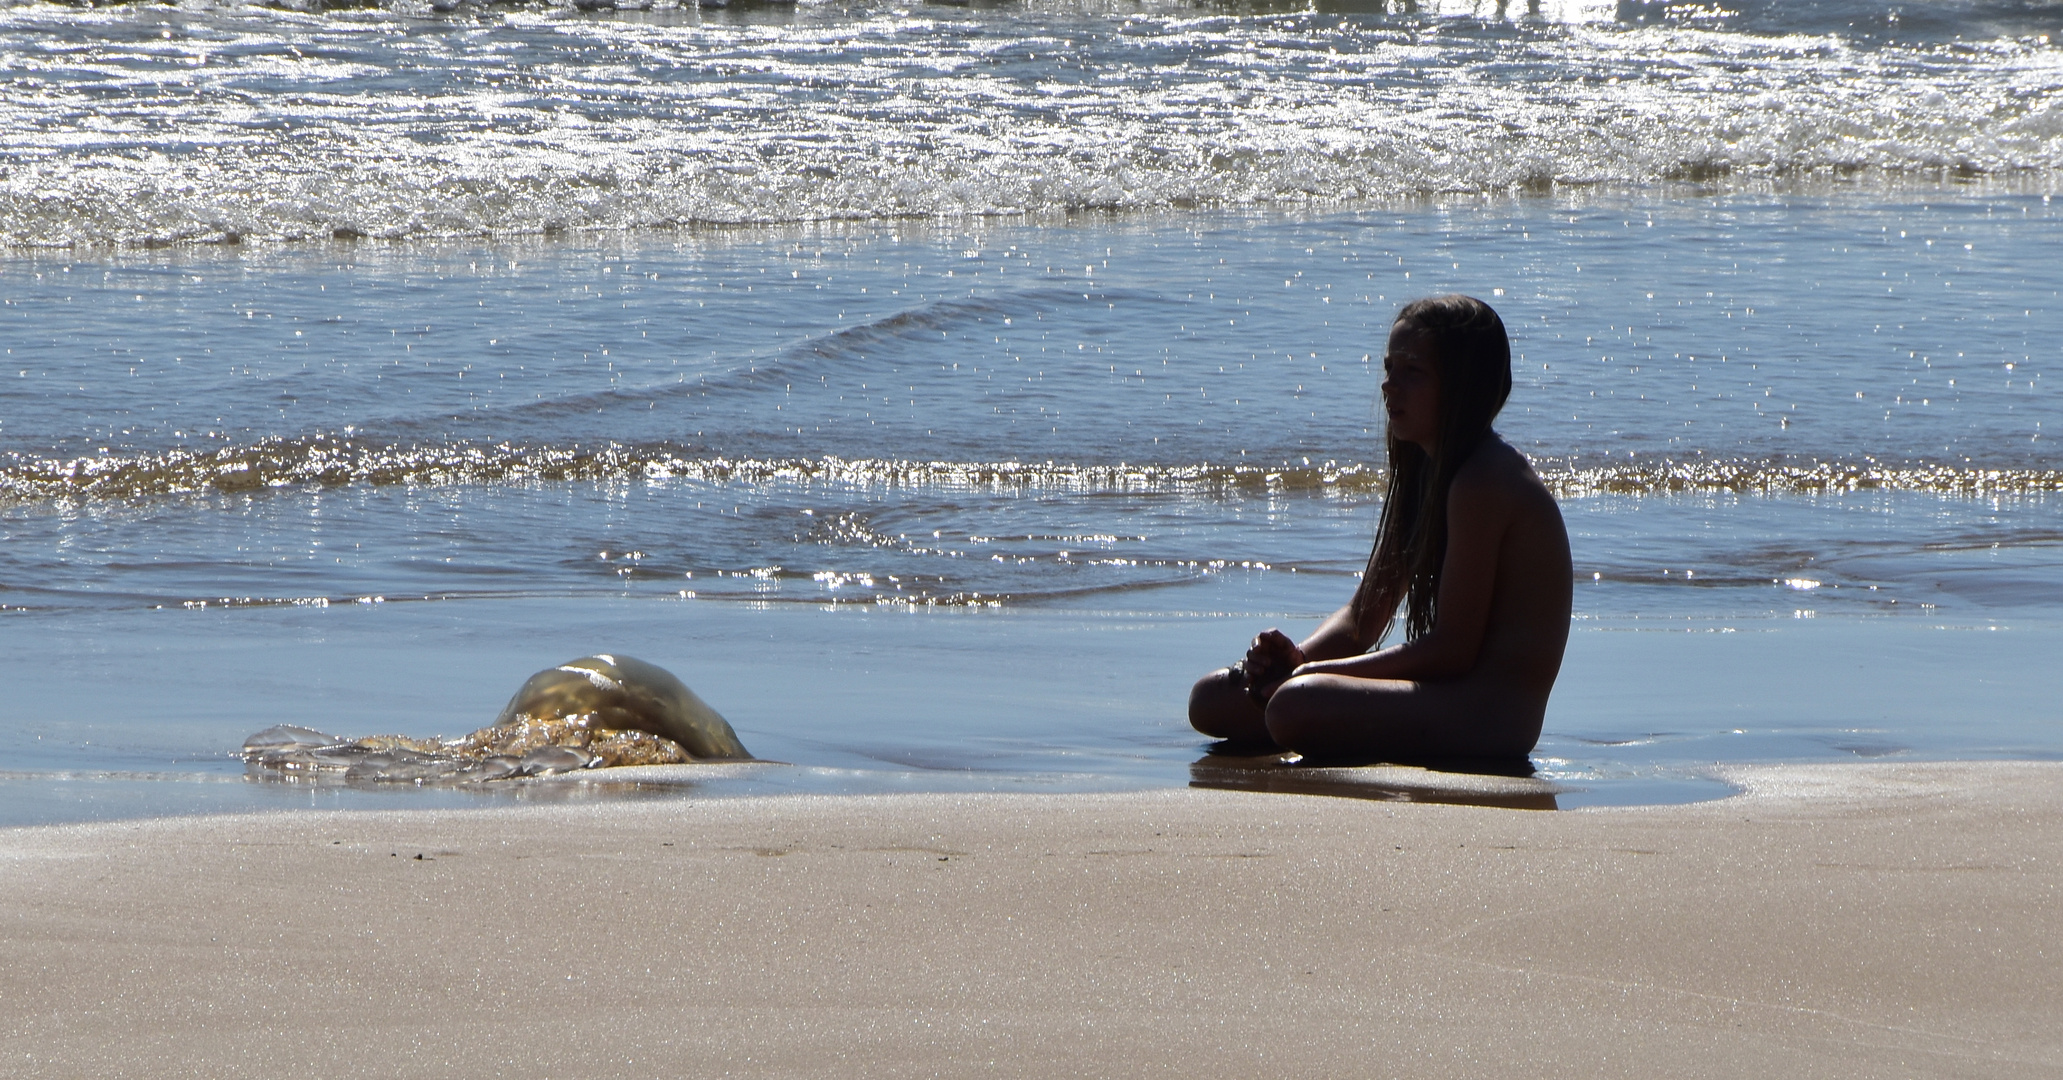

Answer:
[1385,326,1437,360]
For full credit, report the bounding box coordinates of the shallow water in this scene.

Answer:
[5,195,2057,615]
[2,0,2060,822]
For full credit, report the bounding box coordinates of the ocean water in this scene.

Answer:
[1,0,2059,821]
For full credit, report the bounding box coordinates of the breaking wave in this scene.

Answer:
[2,1,2059,247]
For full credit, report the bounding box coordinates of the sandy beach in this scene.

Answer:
[2,760,2057,1078]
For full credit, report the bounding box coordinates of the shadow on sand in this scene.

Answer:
[1190,745,1567,810]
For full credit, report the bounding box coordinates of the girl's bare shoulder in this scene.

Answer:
[1453,435,1553,502]
[1452,437,1565,544]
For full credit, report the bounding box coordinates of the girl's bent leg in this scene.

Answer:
[1263,674,1541,761]
[1188,668,1277,747]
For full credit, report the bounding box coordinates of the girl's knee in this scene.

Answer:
[1260,674,1326,748]
[1187,668,1248,738]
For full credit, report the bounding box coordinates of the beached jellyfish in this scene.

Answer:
[240,654,750,784]
[491,653,751,760]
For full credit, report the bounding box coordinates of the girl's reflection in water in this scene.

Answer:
[1189,748,1562,811]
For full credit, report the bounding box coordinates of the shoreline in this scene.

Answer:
[5,760,2057,1077]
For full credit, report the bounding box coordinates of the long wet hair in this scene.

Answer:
[1348,294,1513,647]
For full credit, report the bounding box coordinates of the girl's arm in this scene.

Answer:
[1290,457,1510,684]
[1235,602,1361,701]
[1297,604,1365,662]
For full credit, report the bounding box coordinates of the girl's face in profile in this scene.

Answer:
[1381,323,1441,450]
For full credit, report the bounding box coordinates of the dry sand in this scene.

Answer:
[2,761,2058,1078]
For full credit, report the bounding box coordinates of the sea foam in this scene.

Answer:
[2,1,2058,247]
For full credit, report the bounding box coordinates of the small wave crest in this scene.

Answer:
[1541,458,2063,498]
[5,438,2059,504]
[0,438,1378,501]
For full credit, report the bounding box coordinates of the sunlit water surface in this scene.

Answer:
[2,0,2059,821]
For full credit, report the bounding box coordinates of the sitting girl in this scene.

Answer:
[1188,294,1572,762]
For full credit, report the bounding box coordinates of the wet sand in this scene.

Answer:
[2,761,2058,1078]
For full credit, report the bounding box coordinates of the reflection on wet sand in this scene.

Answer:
[244,763,713,805]
[1190,748,1566,810]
